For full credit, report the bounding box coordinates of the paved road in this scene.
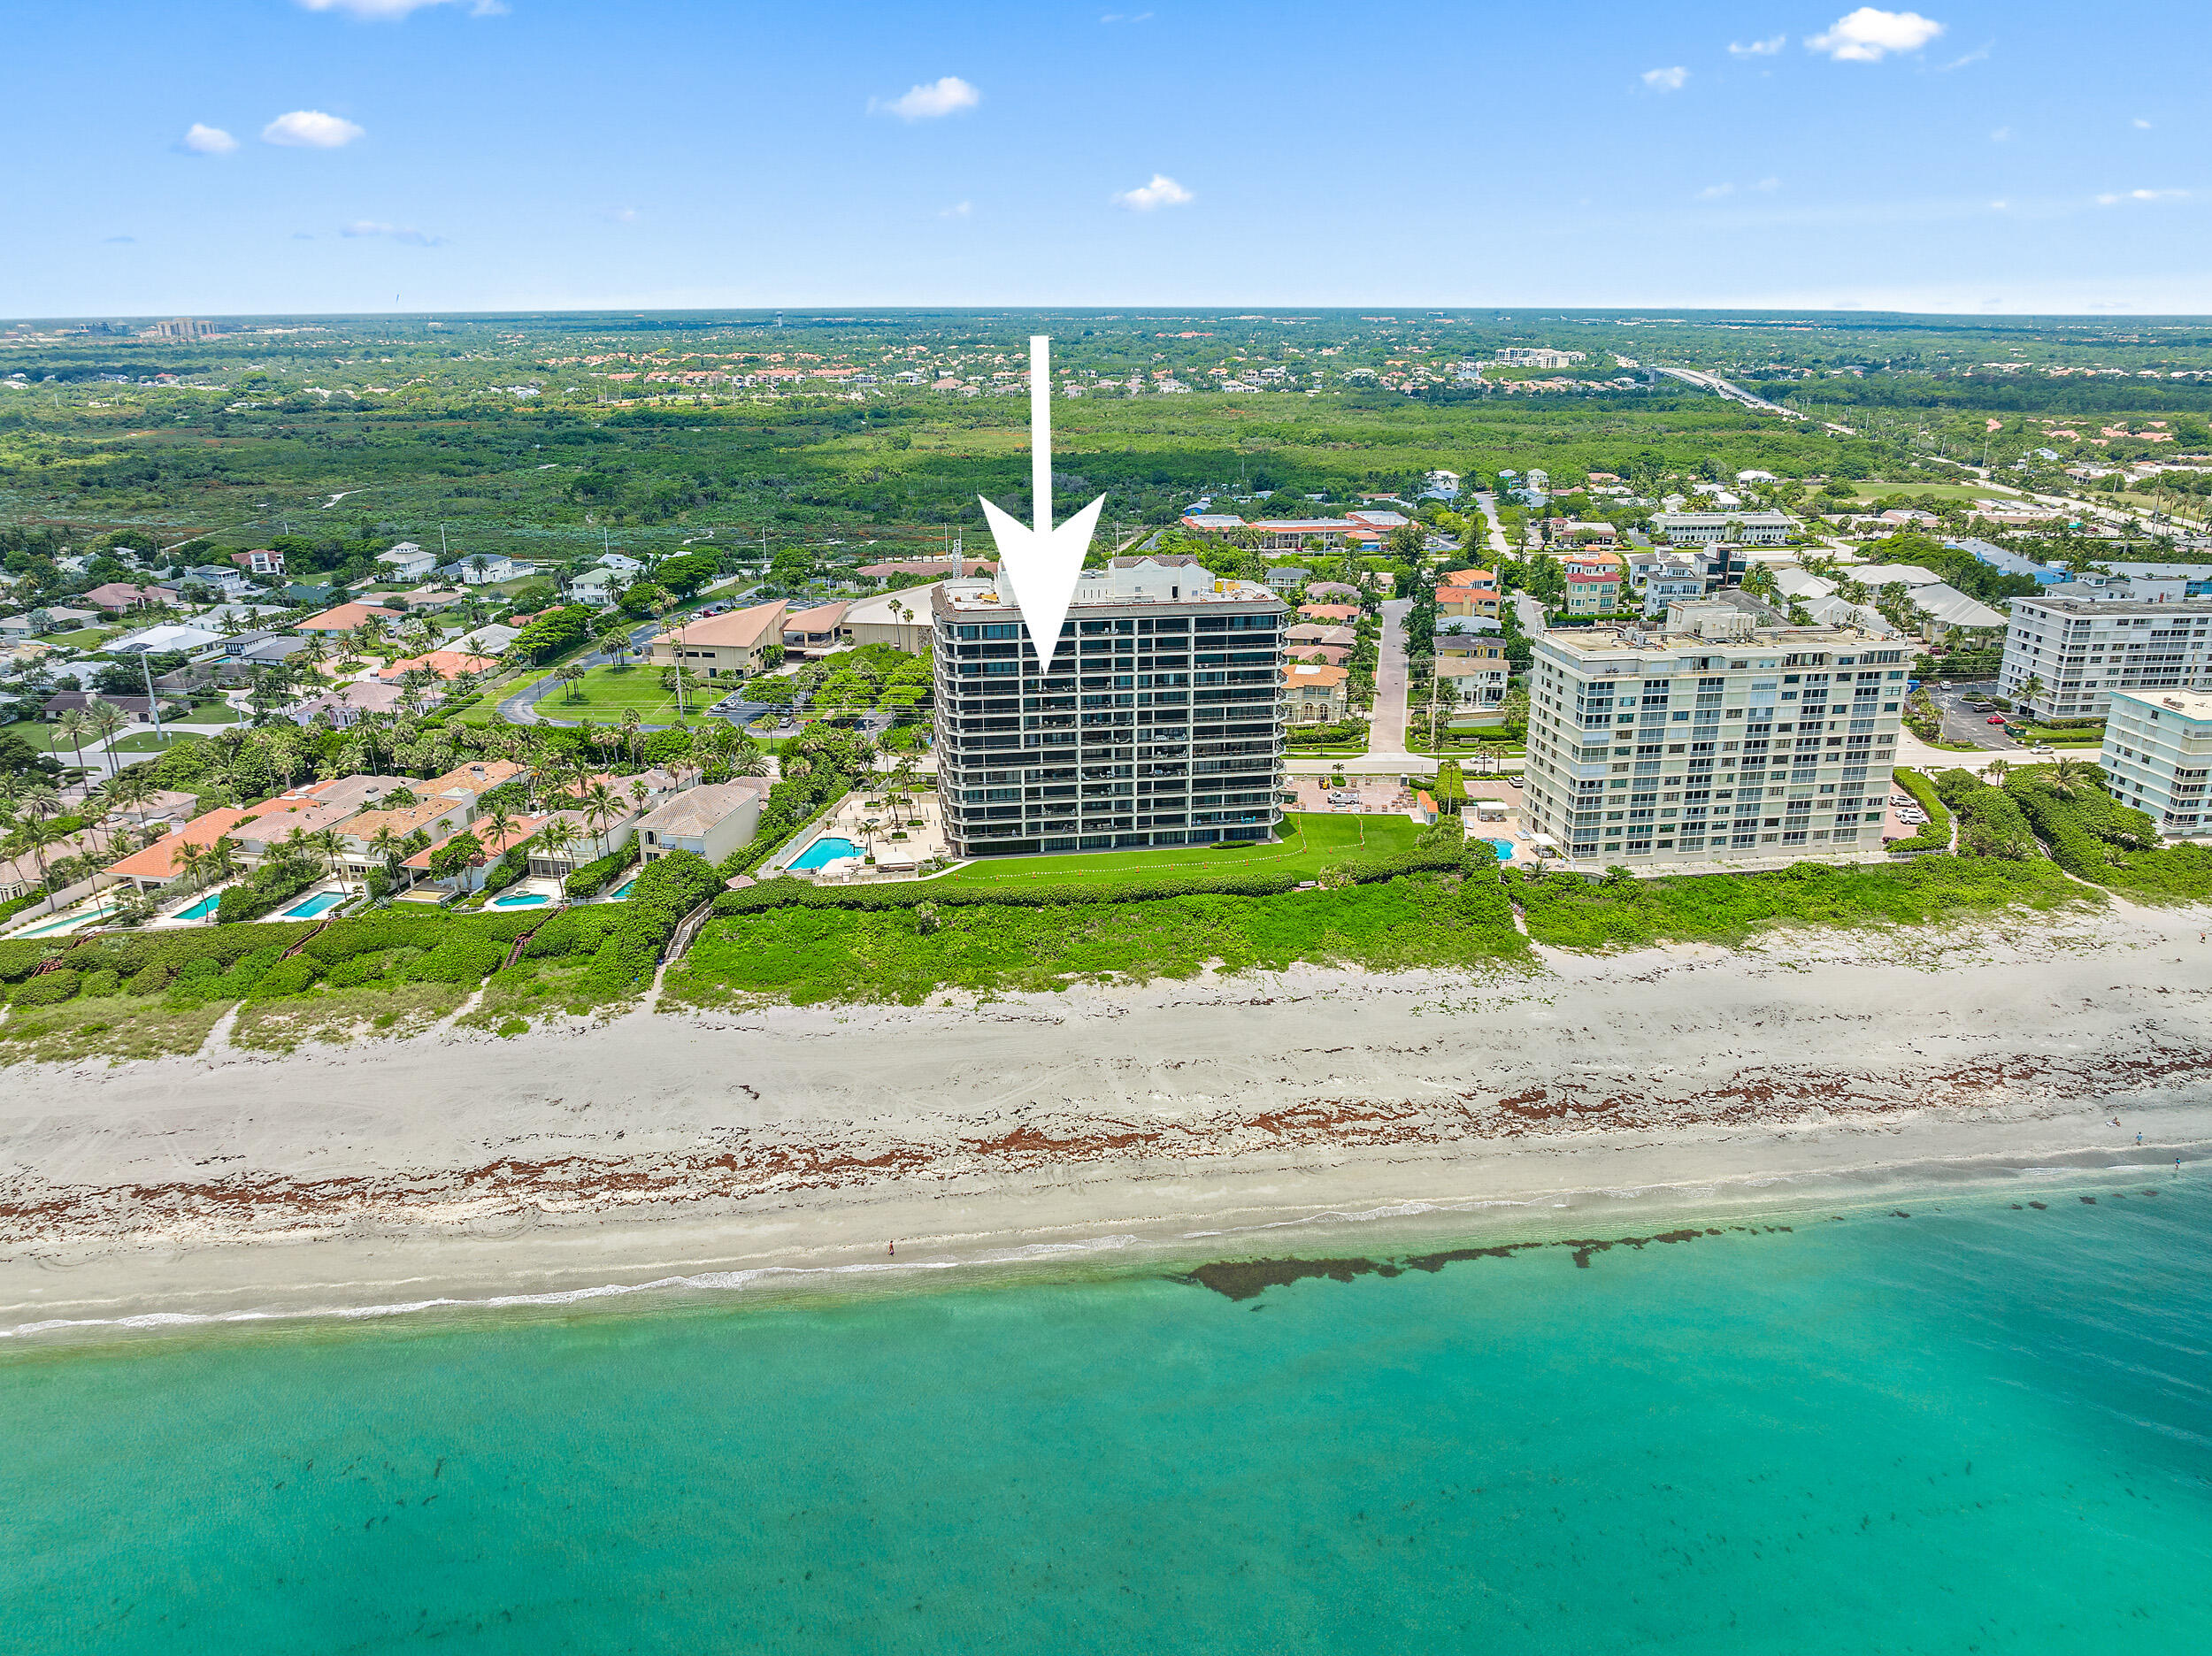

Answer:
[1366,597,1412,756]
[1472,491,1514,562]
[496,614,698,727]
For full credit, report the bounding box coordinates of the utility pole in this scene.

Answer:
[140,649,164,753]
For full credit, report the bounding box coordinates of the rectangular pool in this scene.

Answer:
[175,892,223,921]
[280,891,347,919]
[14,907,114,939]
[790,835,863,870]
[607,878,636,900]
[491,892,551,908]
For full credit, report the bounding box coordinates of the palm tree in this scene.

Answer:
[580,779,620,856]
[2048,755,2093,796]
[369,824,407,886]
[620,707,643,763]
[557,661,588,703]
[52,706,92,777]
[312,828,355,895]
[535,817,579,874]
[598,625,633,669]
[175,838,206,893]
[482,801,517,856]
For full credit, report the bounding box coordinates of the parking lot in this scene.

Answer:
[1924,680,2023,750]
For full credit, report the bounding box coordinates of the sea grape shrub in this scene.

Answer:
[11,970,81,1007]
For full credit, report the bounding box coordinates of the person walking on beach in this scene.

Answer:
[887,1241,895,1257]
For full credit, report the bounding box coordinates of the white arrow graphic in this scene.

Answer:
[978,335,1105,673]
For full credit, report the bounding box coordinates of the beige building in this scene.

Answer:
[634,778,773,865]
[840,583,943,654]
[649,599,789,680]
[1285,662,1350,722]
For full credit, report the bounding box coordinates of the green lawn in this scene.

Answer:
[40,626,122,648]
[938,811,1421,890]
[1844,480,2026,503]
[525,663,703,724]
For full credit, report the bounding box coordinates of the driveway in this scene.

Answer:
[1923,681,2021,751]
[1367,597,1412,756]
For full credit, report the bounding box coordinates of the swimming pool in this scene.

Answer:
[280,891,347,919]
[491,892,550,908]
[790,835,863,870]
[15,907,114,939]
[607,878,636,900]
[174,892,224,921]
[1485,838,1516,861]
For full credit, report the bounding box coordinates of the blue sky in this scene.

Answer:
[6,1,2205,317]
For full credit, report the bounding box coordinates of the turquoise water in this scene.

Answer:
[5,1181,2209,1653]
[1485,836,1516,859]
[280,891,346,919]
[489,892,549,908]
[790,833,862,870]
[174,891,223,920]
[607,878,636,900]
[13,906,113,938]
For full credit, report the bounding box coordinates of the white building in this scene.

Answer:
[1520,601,1909,867]
[378,542,438,582]
[1494,349,1586,368]
[2101,690,2212,836]
[1652,510,1794,547]
[1998,596,2212,720]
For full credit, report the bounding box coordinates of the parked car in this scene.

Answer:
[1986,716,2007,725]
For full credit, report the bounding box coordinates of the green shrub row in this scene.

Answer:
[713,837,1490,917]
[216,862,324,924]
[564,847,634,898]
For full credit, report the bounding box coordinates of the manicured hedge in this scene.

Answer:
[564,847,634,898]
[216,862,322,924]
[712,838,1490,917]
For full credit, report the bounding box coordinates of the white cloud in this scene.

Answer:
[1935,42,1989,70]
[263,110,366,148]
[1990,200,2008,211]
[1807,9,1945,62]
[604,206,641,224]
[2133,117,2153,129]
[181,123,237,155]
[872,76,981,120]
[295,0,506,18]
[1642,65,1689,91]
[1990,126,2010,142]
[1728,34,1786,56]
[342,219,446,246]
[2094,188,2187,205]
[1113,173,1194,211]
[940,201,973,218]
[1697,182,1735,200]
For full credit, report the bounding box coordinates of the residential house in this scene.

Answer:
[180,564,253,600]
[1421,469,1461,501]
[1246,518,1358,550]
[441,554,524,586]
[1284,662,1350,723]
[1263,566,1312,594]
[231,548,286,577]
[1563,571,1623,617]
[403,814,555,893]
[447,622,521,657]
[111,622,224,655]
[42,691,171,723]
[1304,581,1362,602]
[595,552,646,574]
[331,760,526,872]
[634,778,773,865]
[282,583,342,609]
[567,566,623,604]
[295,602,402,635]
[1433,656,1509,709]
[105,805,262,892]
[649,599,789,679]
[81,581,178,614]
[227,777,415,860]
[377,543,438,583]
[376,649,501,683]
[288,680,413,728]
[1297,603,1362,624]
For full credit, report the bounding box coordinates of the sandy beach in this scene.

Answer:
[4,898,2210,1338]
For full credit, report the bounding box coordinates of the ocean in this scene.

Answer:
[5,1175,2208,1653]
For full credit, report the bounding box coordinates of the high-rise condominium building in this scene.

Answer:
[1520,601,1909,865]
[2100,689,2212,836]
[932,555,1287,857]
[1999,596,2212,720]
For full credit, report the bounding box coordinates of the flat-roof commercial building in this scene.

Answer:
[1652,510,1794,547]
[1998,596,2212,721]
[1520,601,1909,867]
[649,598,789,679]
[932,556,1287,857]
[2101,689,2212,836]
